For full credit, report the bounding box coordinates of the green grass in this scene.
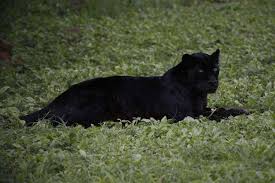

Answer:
[0,0,274,182]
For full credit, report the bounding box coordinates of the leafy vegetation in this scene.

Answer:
[0,0,274,182]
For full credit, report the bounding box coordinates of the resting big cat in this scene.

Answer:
[20,49,249,127]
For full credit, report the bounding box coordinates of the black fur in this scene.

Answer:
[20,49,249,127]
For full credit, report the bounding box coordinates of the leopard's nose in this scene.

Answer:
[209,81,218,87]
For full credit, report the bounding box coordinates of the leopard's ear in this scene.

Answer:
[182,54,191,61]
[181,54,194,68]
[211,49,220,63]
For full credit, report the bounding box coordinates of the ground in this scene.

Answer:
[0,0,274,182]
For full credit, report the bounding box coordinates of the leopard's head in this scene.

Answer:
[173,49,220,93]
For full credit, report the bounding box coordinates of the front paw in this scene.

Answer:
[226,108,250,116]
[206,107,250,121]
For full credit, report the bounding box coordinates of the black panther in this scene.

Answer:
[20,49,249,127]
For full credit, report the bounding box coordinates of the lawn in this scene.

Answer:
[0,0,274,182]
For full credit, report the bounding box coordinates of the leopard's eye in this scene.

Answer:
[213,68,218,72]
[198,69,204,73]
